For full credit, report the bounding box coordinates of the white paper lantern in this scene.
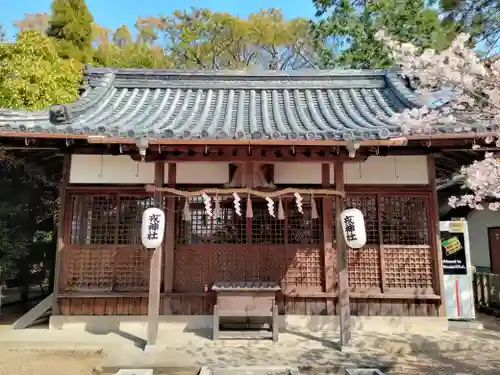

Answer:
[141,207,166,249]
[340,208,366,249]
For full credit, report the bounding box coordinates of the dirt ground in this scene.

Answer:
[385,351,500,374]
[0,347,499,375]
[0,348,104,375]
[0,312,499,375]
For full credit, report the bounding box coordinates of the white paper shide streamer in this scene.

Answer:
[233,192,242,216]
[201,192,212,217]
[340,208,366,249]
[294,192,303,214]
[141,207,166,249]
[310,196,318,219]
[182,199,191,221]
[265,197,275,217]
[214,196,221,218]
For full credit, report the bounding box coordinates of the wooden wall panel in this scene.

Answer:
[173,244,324,294]
[59,297,149,315]
[57,296,439,317]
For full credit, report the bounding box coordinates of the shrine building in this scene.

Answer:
[0,66,485,336]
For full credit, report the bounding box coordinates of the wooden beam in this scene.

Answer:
[334,160,351,348]
[427,154,446,317]
[124,145,370,163]
[57,290,442,300]
[1,131,409,146]
[150,152,366,163]
[71,143,474,159]
[376,195,387,293]
[146,160,165,350]
[243,161,254,244]
[321,164,335,315]
[12,293,53,329]
[163,163,176,314]
[70,144,442,158]
[52,153,71,314]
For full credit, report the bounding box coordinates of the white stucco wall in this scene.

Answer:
[274,155,428,185]
[274,163,323,184]
[466,209,500,271]
[69,155,229,184]
[343,155,428,185]
[70,154,429,185]
[70,155,155,184]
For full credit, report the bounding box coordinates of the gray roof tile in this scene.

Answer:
[0,66,485,141]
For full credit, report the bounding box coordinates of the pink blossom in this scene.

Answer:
[375,30,500,209]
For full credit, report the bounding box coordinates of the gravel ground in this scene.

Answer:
[0,348,499,375]
[385,351,500,374]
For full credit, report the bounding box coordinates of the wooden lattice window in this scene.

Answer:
[61,192,156,292]
[341,192,434,291]
[384,247,433,289]
[285,198,322,245]
[340,193,430,246]
[62,246,153,292]
[175,196,247,244]
[380,195,429,245]
[69,193,155,245]
[380,194,433,289]
[175,196,321,245]
[251,198,286,244]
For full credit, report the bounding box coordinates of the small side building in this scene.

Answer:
[437,156,500,275]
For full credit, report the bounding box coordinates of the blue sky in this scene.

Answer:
[1,0,317,40]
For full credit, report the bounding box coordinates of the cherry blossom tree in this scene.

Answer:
[374,30,500,211]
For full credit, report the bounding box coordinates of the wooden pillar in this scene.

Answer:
[163,163,176,313]
[51,153,71,315]
[244,161,254,244]
[322,164,335,314]
[376,195,387,292]
[335,160,351,347]
[427,154,446,317]
[146,161,165,350]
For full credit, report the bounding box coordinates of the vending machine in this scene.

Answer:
[440,220,475,320]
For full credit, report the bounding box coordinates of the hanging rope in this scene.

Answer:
[145,185,345,198]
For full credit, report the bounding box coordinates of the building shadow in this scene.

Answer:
[84,324,146,350]
[283,328,341,351]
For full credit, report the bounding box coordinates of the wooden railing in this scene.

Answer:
[473,273,500,311]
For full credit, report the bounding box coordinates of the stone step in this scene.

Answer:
[95,365,395,375]
[95,366,200,375]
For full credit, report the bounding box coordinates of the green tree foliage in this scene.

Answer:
[14,12,50,34]
[247,9,316,69]
[92,24,173,68]
[94,42,173,68]
[47,0,94,63]
[310,0,455,68]
[438,0,500,56]
[0,152,58,284]
[161,8,317,69]
[113,24,133,47]
[0,31,81,109]
[135,17,161,45]
[91,9,316,70]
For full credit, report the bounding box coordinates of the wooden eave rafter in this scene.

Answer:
[0,131,491,170]
[127,145,370,163]
[0,130,408,146]
[1,127,499,144]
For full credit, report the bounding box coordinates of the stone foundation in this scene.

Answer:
[49,315,448,335]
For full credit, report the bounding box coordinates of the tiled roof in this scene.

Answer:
[0,67,428,141]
